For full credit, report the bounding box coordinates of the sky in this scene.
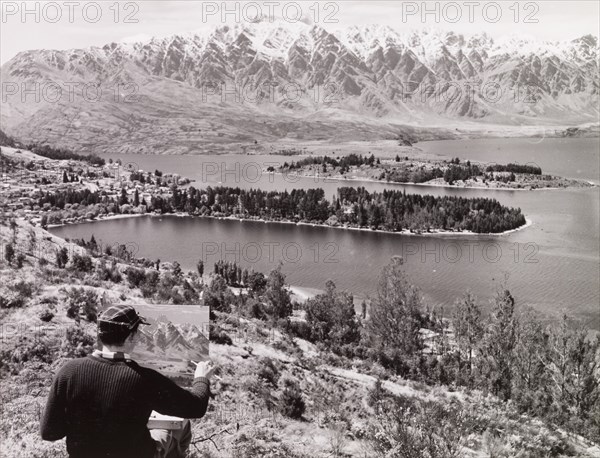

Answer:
[1,1,599,64]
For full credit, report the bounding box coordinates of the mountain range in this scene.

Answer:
[134,314,209,365]
[1,21,598,154]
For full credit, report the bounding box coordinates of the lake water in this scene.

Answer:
[418,137,600,184]
[51,137,600,328]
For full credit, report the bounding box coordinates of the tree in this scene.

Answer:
[479,286,518,401]
[512,311,550,413]
[544,315,600,421]
[367,257,423,357]
[197,260,204,278]
[452,291,483,383]
[279,379,305,419]
[204,274,232,313]
[247,271,267,295]
[172,261,182,278]
[4,243,15,265]
[119,188,128,205]
[304,280,360,348]
[56,247,69,268]
[133,189,140,207]
[264,265,292,319]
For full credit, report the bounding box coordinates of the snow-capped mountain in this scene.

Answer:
[137,318,209,359]
[1,20,597,153]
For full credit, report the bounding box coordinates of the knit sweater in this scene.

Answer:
[40,355,210,458]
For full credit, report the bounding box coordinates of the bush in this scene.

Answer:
[64,287,98,322]
[280,379,305,419]
[56,247,69,268]
[0,336,54,375]
[15,253,25,269]
[4,243,15,264]
[125,267,146,288]
[11,280,35,299]
[257,357,280,387]
[95,259,122,283]
[366,397,468,458]
[0,293,25,309]
[39,309,55,322]
[60,325,95,358]
[71,253,93,273]
[209,324,233,345]
[287,320,312,340]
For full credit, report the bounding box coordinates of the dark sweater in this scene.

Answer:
[40,355,210,458]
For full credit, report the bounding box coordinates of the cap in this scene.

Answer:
[98,305,150,333]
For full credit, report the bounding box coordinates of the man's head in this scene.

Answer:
[97,305,149,351]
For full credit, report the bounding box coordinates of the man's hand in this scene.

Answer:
[192,360,216,380]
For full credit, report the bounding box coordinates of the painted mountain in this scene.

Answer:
[1,20,598,154]
[128,308,210,380]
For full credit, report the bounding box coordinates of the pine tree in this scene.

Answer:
[367,257,423,356]
[265,265,292,319]
[480,286,518,400]
[544,315,600,419]
[453,291,483,384]
[119,188,128,205]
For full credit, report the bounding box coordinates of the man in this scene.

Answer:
[41,305,215,458]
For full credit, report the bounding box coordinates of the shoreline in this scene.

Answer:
[47,211,533,237]
[274,171,596,192]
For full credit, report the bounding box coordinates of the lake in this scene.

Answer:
[50,137,600,328]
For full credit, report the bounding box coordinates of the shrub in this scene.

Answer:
[11,280,35,299]
[96,259,122,283]
[39,309,55,322]
[209,324,233,345]
[71,253,93,273]
[367,378,386,411]
[366,397,468,458]
[125,267,146,288]
[0,293,25,309]
[56,247,69,268]
[257,357,280,387]
[280,379,305,419]
[15,253,25,269]
[40,295,58,306]
[60,325,95,358]
[287,320,312,340]
[0,336,54,375]
[4,243,15,264]
[64,287,98,322]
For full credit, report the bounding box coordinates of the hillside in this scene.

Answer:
[1,218,599,458]
[1,22,598,154]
